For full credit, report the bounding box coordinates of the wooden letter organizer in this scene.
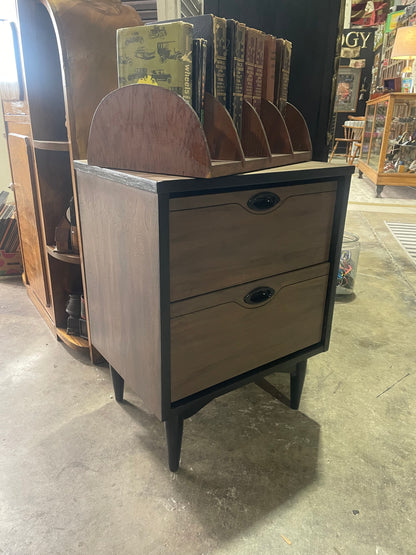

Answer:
[87,84,312,178]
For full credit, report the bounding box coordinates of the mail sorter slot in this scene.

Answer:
[169,182,337,302]
[170,263,329,402]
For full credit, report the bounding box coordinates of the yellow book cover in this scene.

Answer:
[117,22,193,104]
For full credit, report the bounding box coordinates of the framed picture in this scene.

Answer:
[334,67,362,113]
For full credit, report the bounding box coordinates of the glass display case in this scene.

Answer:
[358,93,416,197]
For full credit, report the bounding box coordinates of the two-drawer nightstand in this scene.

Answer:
[75,161,353,471]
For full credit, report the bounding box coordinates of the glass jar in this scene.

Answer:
[336,232,360,295]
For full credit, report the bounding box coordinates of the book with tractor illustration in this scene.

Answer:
[117,22,193,105]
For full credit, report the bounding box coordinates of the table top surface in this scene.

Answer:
[74,160,354,195]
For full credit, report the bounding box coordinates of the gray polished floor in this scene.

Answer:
[1,171,415,554]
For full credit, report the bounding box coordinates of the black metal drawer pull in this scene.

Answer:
[244,286,275,305]
[247,191,280,211]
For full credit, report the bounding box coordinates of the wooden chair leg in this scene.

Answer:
[350,144,361,165]
[346,143,352,164]
[328,140,338,162]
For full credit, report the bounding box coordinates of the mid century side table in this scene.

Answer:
[75,161,353,471]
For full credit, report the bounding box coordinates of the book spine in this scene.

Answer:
[262,35,277,102]
[214,17,227,106]
[274,38,284,109]
[182,26,193,105]
[192,38,207,122]
[232,22,246,136]
[200,39,207,124]
[278,40,292,114]
[252,30,265,112]
[192,39,202,119]
[225,20,236,115]
[243,27,256,105]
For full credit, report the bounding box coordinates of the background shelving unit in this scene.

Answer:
[1,0,142,359]
[358,92,416,196]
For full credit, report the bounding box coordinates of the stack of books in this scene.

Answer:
[116,15,292,135]
[0,192,19,254]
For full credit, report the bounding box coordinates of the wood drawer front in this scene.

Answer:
[170,263,329,402]
[169,181,336,301]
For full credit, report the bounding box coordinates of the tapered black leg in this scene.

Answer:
[358,170,363,179]
[376,185,384,198]
[290,360,307,410]
[165,414,184,472]
[110,365,124,403]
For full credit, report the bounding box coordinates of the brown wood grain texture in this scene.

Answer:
[170,263,329,318]
[33,140,70,151]
[34,149,73,245]
[76,171,163,418]
[7,134,50,307]
[260,99,293,154]
[4,121,31,137]
[88,84,213,178]
[170,269,329,401]
[203,93,245,162]
[241,99,271,158]
[2,100,28,117]
[169,182,337,301]
[284,102,313,152]
[46,245,80,265]
[56,327,89,350]
[38,0,142,159]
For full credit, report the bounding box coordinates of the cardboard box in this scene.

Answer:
[0,250,23,276]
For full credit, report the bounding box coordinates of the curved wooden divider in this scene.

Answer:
[88,84,212,178]
[241,100,272,158]
[87,85,312,178]
[284,102,313,153]
[204,93,244,162]
[260,99,293,154]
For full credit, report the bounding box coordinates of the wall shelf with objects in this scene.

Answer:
[88,84,312,179]
[358,92,416,196]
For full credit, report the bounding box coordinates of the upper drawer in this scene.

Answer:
[169,181,336,301]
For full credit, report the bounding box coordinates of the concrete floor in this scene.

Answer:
[1,171,415,554]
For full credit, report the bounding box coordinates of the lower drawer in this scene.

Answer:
[170,263,329,402]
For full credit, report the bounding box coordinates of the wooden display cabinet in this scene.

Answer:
[1,0,141,357]
[358,93,416,197]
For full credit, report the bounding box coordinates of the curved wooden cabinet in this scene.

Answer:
[2,0,142,357]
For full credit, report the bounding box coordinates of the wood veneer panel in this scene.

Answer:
[88,84,212,178]
[171,267,329,401]
[7,134,50,307]
[203,93,245,162]
[284,103,313,153]
[76,171,163,418]
[170,181,337,301]
[260,99,293,154]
